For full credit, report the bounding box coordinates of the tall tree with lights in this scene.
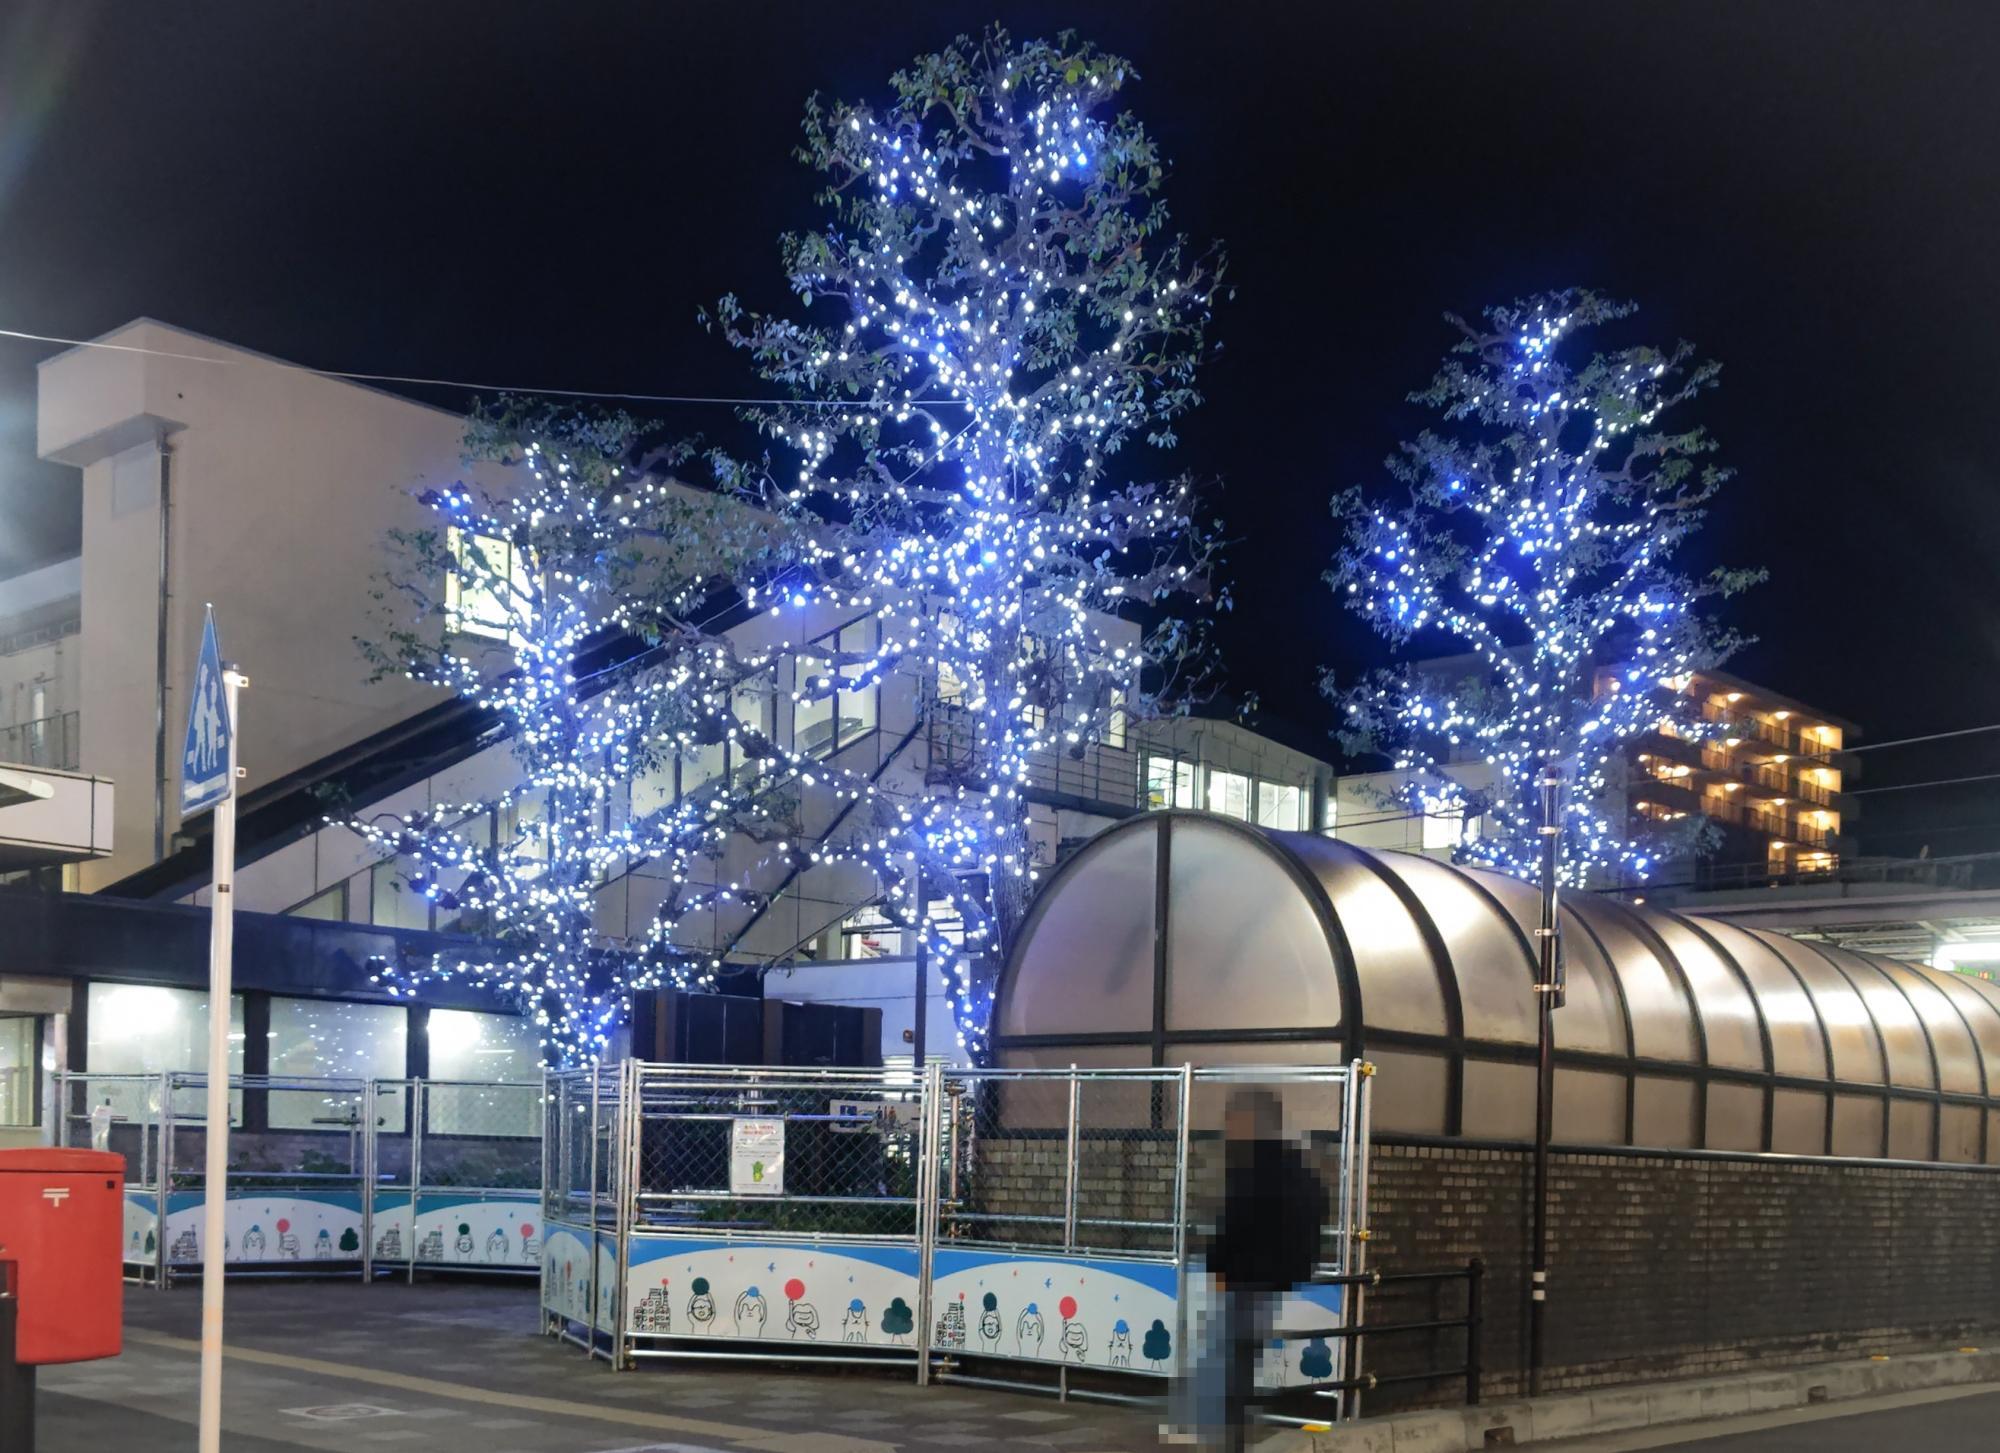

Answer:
[355,403,820,1063]
[711,28,1225,1054]
[1326,291,1760,888]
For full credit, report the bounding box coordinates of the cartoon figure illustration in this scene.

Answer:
[1057,1295,1088,1364]
[275,1219,300,1260]
[734,1285,768,1337]
[560,1261,574,1311]
[486,1227,510,1262]
[687,1277,717,1331]
[241,1223,267,1259]
[1108,1319,1133,1367]
[520,1223,539,1261]
[842,1298,868,1343]
[783,1278,819,1339]
[1143,1318,1172,1371]
[313,1228,333,1260]
[453,1222,476,1258]
[375,1227,402,1259]
[880,1297,914,1344]
[977,1292,1002,1351]
[1299,1337,1334,1385]
[1017,1302,1045,1357]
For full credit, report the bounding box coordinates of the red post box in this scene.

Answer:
[0,1148,125,1364]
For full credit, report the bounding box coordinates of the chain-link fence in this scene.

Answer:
[57,1071,545,1291]
[924,1062,1371,1415]
[541,1065,623,1357]
[567,1063,930,1372]
[370,1078,543,1281]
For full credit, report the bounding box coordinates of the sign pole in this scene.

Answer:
[196,663,242,1453]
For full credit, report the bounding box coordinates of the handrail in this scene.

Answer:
[1262,1259,1484,1416]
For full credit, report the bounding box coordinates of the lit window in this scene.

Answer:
[1106,687,1129,750]
[444,527,532,641]
[85,984,245,1125]
[1256,781,1305,831]
[1145,755,1194,810]
[796,616,881,759]
[838,905,900,960]
[1206,770,1250,820]
[426,1010,543,1139]
[268,998,407,1131]
[1421,800,1464,850]
[0,1018,32,1127]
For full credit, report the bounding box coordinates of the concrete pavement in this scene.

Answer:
[39,1280,1164,1452]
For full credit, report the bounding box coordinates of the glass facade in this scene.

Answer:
[426,1009,543,1136]
[268,998,408,1130]
[0,1018,34,1127]
[85,984,245,1123]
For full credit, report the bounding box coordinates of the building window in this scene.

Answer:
[425,1009,542,1137]
[371,860,432,932]
[1421,800,1465,850]
[1206,769,1251,821]
[1105,687,1128,750]
[289,882,347,921]
[1256,781,1305,831]
[1145,755,1194,810]
[796,616,881,759]
[84,984,245,1124]
[0,1018,34,1127]
[268,998,408,1130]
[444,527,531,641]
[730,672,776,786]
[836,905,901,960]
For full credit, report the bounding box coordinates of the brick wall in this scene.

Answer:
[967,1134,1181,1252]
[1365,1142,2000,1407]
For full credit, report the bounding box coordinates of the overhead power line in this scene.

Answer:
[1848,771,2000,797]
[0,325,958,409]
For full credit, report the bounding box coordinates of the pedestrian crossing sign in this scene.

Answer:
[181,608,233,816]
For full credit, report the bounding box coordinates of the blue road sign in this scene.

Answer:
[181,609,233,816]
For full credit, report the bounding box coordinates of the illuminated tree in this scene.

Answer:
[711,27,1225,1054]
[355,403,828,1062]
[1326,292,1760,887]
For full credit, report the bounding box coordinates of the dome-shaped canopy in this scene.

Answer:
[996,812,2000,1163]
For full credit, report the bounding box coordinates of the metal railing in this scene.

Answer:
[559,1057,1380,1421]
[1260,1261,1484,1422]
[56,1071,539,1288]
[0,711,78,771]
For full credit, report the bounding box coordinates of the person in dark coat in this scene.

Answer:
[1166,1089,1327,1450]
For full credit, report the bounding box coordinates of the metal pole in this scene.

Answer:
[912,873,928,1073]
[1349,1064,1374,1422]
[915,1060,942,1387]
[1061,1069,1080,1251]
[156,1072,170,1289]
[407,1081,423,1285]
[1529,763,1563,1399]
[196,664,243,1453]
[152,438,172,865]
[360,1081,377,1284]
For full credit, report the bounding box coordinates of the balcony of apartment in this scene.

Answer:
[922,696,1141,814]
[0,711,79,773]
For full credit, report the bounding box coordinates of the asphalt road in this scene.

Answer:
[1550,1385,2000,1453]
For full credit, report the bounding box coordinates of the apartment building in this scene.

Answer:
[1622,668,1855,886]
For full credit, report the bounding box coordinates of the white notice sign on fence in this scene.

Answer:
[730,1117,785,1197]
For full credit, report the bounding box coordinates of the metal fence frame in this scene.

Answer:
[56,1071,542,1289]
[564,1058,1374,1420]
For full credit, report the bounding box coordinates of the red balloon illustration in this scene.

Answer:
[1058,1296,1078,1320]
[522,1223,534,1237]
[276,1218,290,1234]
[784,1277,806,1301]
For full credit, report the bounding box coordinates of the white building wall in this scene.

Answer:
[39,321,490,887]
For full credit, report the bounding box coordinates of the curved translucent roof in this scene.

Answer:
[996,812,2000,1164]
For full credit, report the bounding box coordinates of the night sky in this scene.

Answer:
[3,2,1997,857]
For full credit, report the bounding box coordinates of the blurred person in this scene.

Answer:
[1165,1089,1326,1450]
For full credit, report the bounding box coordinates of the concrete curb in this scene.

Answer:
[1253,1347,2000,1452]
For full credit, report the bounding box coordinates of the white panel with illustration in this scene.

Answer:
[124,1191,366,1266]
[928,1249,1180,1374]
[624,1238,921,1348]
[369,1192,540,1269]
